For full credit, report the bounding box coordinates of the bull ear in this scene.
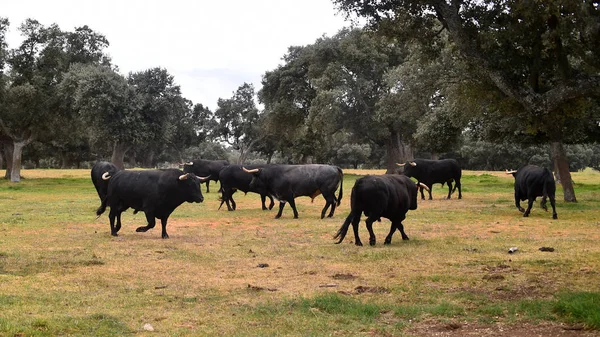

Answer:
[179,173,189,181]
[409,162,417,166]
[396,163,405,167]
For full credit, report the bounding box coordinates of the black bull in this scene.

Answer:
[244,164,343,219]
[507,165,558,219]
[182,159,229,193]
[397,158,462,200]
[97,169,208,238]
[218,164,275,211]
[91,161,119,216]
[334,174,428,246]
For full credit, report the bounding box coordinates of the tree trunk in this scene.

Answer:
[60,152,70,169]
[11,141,26,183]
[385,131,413,174]
[127,151,136,168]
[431,152,439,160]
[111,142,130,170]
[551,141,576,202]
[142,150,154,168]
[3,142,14,179]
[0,148,3,171]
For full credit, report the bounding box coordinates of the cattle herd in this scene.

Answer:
[91,158,558,244]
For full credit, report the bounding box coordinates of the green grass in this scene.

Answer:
[0,168,599,335]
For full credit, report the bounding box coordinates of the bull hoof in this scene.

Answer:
[523,213,529,218]
[274,215,281,219]
[111,232,118,237]
[136,226,149,232]
[355,242,363,246]
[553,214,558,220]
[402,236,410,241]
[162,234,169,239]
[293,216,299,219]
[369,240,376,246]
[384,240,391,245]
[518,207,525,213]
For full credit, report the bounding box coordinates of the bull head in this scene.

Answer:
[102,172,111,180]
[243,167,260,174]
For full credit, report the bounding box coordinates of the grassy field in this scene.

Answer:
[1,168,599,336]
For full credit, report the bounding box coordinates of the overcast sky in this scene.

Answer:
[3,0,350,110]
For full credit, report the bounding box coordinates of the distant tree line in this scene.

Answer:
[1,1,599,202]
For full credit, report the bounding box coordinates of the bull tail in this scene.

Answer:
[334,213,354,244]
[96,198,107,217]
[336,167,344,207]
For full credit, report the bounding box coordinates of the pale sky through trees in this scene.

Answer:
[3,0,349,109]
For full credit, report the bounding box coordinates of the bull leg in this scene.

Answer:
[549,195,558,219]
[456,180,462,199]
[160,216,170,239]
[267,195,275,210]
[260,194,268,210]
[323,193,337,218]
[427,184,433,200]
[321,201,331,219]
[523,197,535,217]
[327,200,337,218]
[109,209,119,236]
[419,184,426,200]
[275,201,286,219]
[288,198,299,219]
[540,196,548,211]
[136,212,156,232]
[205,181,210,193]
[515,191,525,213]
[446,180,453,199]
[365,216,378,246]
[351,213,363,246]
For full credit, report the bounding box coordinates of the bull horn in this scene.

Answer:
[396,163,406,167]
[409,162,417,166]
[198,175,211,181]
[102,172,111,180]
[184,162,193,166]
[505,169,517,174]
[242,167,260,173]
[418,183,430,191]
[179,173,189,181]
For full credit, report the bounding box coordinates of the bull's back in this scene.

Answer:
[282,165,340,195]
[108,170,161,204]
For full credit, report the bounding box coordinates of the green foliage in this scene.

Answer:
[213,83,262,163]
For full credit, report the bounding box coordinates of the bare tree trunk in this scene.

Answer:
[431,152,439,160]
[111,142,130,170]
[551,141,576,202]
[11,141,26,182]
[127,151,136,168]
[142,150,154,168]
[3,142,13,179]
[385,131,413,174]
[0,148,3,171]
